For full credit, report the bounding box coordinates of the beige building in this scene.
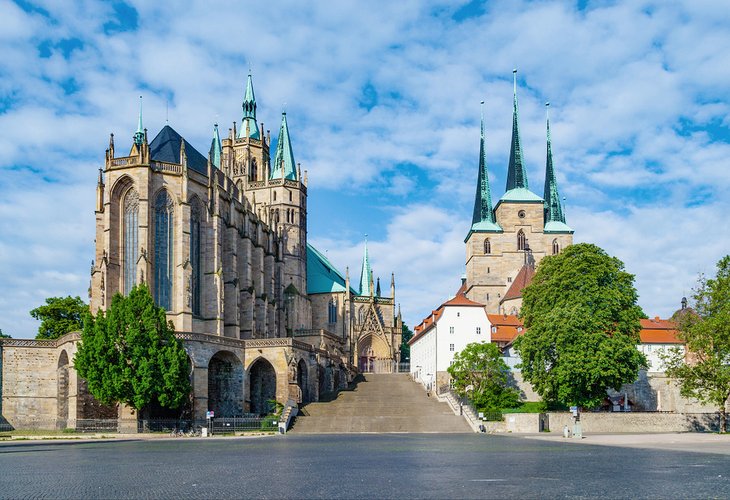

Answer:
[465,72,573,314]
[1,73,401,429]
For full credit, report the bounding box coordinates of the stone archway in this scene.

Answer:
[208,351,244,417]
[249,358,276,415]
[57,351,70,428]
[357,333,391,373]
[296,359,309,404]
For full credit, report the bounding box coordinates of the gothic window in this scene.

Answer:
[289,191,293,202]
[273,191,277,201]
[328,299,337,324]
[190,200,202,316]
[517,229,526,251]
[484,239,491,254]
[249,158,258,182]
[123,189,139,295]
[154,190,174,310]
[552,239,559,255]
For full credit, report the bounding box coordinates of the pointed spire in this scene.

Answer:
[472,100,496,226]
[543,103,567,226]
[506,70,528,192]
[209,123,222,169]
[271,112,297,180]
[376,277,381,297]
[238,72,260,139]
[133,96,144,146]
[359,235,372,296]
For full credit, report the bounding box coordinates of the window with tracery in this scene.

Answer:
[249,158,258,182]
[154,190,174,310]
[123,189,139,295]
[190,200,202,316]
[552,239,559,255]
[328,299,337,324]
[517,229,526,251]
[484,238,491,254]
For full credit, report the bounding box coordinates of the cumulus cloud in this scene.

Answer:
[1,0,729,336]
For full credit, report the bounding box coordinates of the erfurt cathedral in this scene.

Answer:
[464,70,573,314]
[0,73,402,429]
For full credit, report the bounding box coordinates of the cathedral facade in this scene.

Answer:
[465,71,573,314]
[1,73,401,429]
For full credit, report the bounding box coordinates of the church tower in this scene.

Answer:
[465,70,573,314]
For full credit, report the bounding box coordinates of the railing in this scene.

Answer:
[293,328,344,344]
[396,362,410,373]
[150,161,182,174]
[109,157,136,167]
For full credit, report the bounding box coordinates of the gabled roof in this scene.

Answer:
[306,243,356,295]
[409,282,485,345]
[149,125,208,174]
[487,314,525,344]
[500,264,535,304]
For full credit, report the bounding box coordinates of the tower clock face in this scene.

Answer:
[518,210,526,219]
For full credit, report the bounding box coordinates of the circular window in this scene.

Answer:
[518,210,526,218]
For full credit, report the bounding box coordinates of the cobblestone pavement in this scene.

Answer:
[1,433,729,498]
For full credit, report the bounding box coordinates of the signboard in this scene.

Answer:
[206,410,214,419]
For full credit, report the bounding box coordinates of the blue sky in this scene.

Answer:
[1,0,729,338]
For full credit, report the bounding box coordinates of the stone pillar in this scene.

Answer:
[192,366,209,421]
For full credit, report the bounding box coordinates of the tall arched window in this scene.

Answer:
[123,189,139,295]
[552,239,560,255]
[328,299,337,324]
[190,200,202,316]
[517,230,526,251]
[154,190,174,310]
[249,158,258,182]
[484,238,491,254]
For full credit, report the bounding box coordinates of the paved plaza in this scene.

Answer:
[1,433,729,498]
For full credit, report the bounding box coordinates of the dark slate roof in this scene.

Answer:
[149,125,208,175]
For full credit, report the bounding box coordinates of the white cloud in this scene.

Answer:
[1,0,729,337]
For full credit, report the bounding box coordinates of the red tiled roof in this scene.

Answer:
[487,314,524,343]
[500,264,535,304]
[639,317,682,344]
[409,282,484,345]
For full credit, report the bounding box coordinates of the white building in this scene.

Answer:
[409,284,491,391]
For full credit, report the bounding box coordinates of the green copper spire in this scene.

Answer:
[542,103,573,233]
[506,69,528,192]
[271,112,297,180]
[471,101,499,229]
[238,72,260,140]
[133,95,144,146]
[359,236,372,296]
[209,123,222,168]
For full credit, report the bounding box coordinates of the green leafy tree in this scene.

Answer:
[74,284,191,412]
[30,296,87,340]
[400,324,413,362]
[447,341,520,411]
[663,256,730,433]
[515,243,646,409]
[0,328,11,339]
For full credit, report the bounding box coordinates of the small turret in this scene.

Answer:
[359,235,372,296]
[271,112,297,180]
[209,123,222,169]
[506,70,528,192]
[96,167,104,213]
[390,273,395,300]
[238,72,260,140]
[376,277,381,297]
[542,103,572,234]
[133,96,144,146]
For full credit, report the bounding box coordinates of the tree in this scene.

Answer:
[514,243,646,409]
[30,296,87,340]
[663,256,730,433]
[400,324,413,362]
[447,341,520,411]
[0,328,10,339]
[74,284,191,412]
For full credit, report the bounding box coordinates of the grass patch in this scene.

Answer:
[502,402,547,413]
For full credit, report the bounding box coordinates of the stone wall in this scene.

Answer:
[546,412,721,433]
[1,344,58,428]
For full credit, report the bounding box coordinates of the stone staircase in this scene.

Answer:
[290,373,472,433]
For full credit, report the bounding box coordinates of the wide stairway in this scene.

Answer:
[290,373,471,433]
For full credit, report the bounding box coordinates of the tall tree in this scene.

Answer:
[400,324,413,362]
[515,243,646,409]
[74,284,191,412]
[30,296,87,340]
[447,341,520,411]
[0,328,11,339]
[663,256,730,433]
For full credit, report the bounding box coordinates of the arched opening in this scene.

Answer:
[296,359,309,404]
[249,158,258,182]
[249,358,276,415]
[328,299,337,324]
[190,197,203,316]
[357,333,391,373]
[517,229,526,251]
[552,238,560,255]
[57,351,69,428]
[484,238,491,254]
[208,351,244,418]
[123,188,139,295]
